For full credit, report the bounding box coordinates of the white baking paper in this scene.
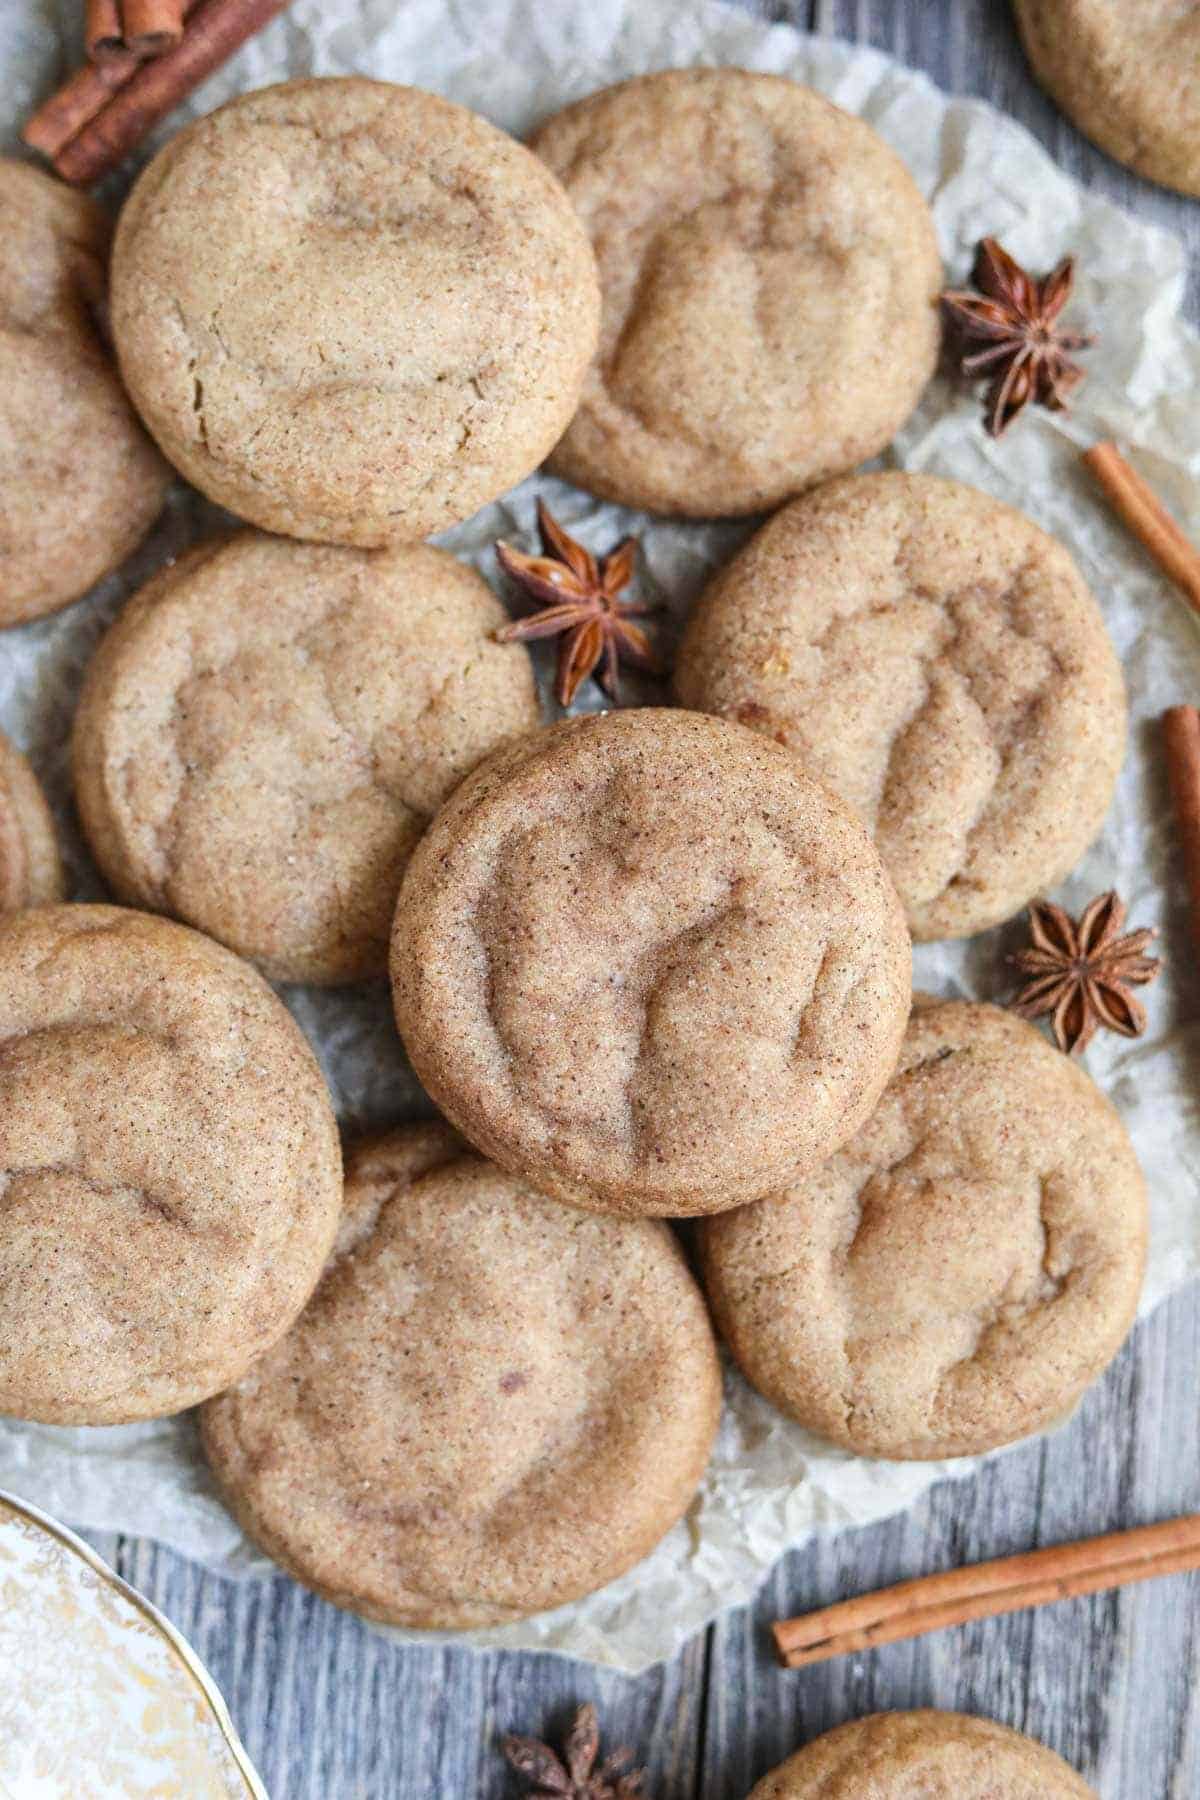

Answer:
[1,0,1199,1674]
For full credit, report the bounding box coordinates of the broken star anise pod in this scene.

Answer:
[1008,891,1161,1056]
[941,236,1096,436]
[501,1702,646,1799]
[494,501,657,707]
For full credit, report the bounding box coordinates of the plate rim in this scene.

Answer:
[0,1486,269,1800]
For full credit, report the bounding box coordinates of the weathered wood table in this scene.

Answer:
[86,4,1200,1794]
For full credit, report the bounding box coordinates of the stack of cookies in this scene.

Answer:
[0,65,1146,1642]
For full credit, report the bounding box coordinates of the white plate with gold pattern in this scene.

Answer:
[0,1490,266,1799]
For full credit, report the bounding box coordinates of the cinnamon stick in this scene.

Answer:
[1163,706,1200,959]
[123,0,187,57]
[23,0,201,160]
[1083,441,1200,621]
[85,0,126,64]
[23,56,138,158]
[773,1514,1200,1668]
[49,0,290,186]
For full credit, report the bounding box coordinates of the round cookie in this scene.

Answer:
[675,473,1126,941]
[390,709,911,1218]
[201,1126,722,1627]
[0,160,169,628]
[0,730,64,911]
[529,68,941,518]
[699,999,1146,1459]
[72,531,540,985]
[1014,1,1200,198]
[110,78,600,546]
[749,1711,1096,1798]
[0,904,341,1424]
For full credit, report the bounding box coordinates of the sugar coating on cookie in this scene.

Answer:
[72,531,539,985]
[0,160,168,627]
[1015,1,1200,198]
[110,79,601,546]
[0,730,64,911]
[201,1127,722,1627]
[530,68,941,517]
[676,474,1126,941]
[749,1710,1096,1797]
[700,1000,1146,1460]
[390,710,911,1218]
[0,905,341,1424]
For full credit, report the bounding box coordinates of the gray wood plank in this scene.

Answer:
[700,1291,1200,1800]
[74,4,1200,1796]
[103,1531,709,1799]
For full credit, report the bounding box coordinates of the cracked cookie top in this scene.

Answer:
[750,1710,1096,1798]
[0,905,341,1424]
[676,473,1127,940]
[699,1000,1146,1460]
[529,68,941,517]
[201,1127,721,1626]
[0,159,168,626]
[109,78,600,545]
[72,531,539,985]
[1015,0,1200,198]
[390,709,911,1218]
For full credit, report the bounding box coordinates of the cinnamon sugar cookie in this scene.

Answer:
[201,1127,721,1627]
[0,905,341,1424]
[0,160,168,627]
[110,79,600,545]
[72,531,539,985]
[751,1711,1095,1798]
[676,474,1126,940]
[530,69,941,517]
[390,710,911,1218]
[1014,1,1200,197]
[700,1000,1146,1459]
[0,730,64,911]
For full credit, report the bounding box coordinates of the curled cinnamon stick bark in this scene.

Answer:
[85,0,126,63]
[23,0,201,159]
[23,57,137,158]
[773,1513,1200,1668]
[52,0,290,185]
[123,0,187,57]
[1083,442,1200,620]
[1163,706,1200,960]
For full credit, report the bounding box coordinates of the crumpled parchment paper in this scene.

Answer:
[1,0,1199,1675]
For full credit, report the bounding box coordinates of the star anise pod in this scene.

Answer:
[501,1703,646,1799]
[1008,891,1161,1056]
[494,501,657,707]
[941,236,1096,436]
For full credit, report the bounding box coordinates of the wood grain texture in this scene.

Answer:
[87,3,1200,1795]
